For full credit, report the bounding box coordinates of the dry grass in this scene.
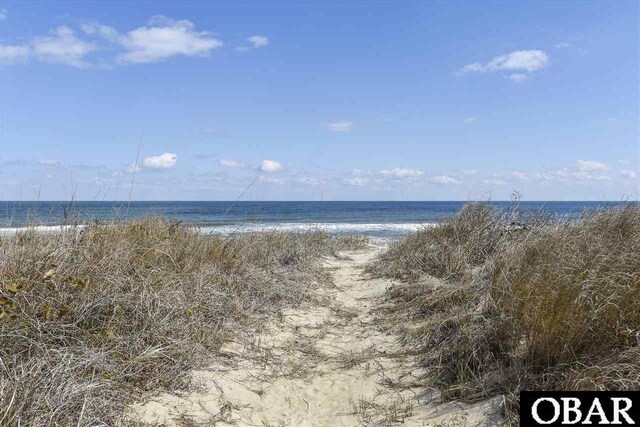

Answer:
[368,203,509,281]
[368,203,640,424]
[355,398,413,426]
[0,218,368,426]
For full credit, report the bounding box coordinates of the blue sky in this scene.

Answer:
[0,1,638,201]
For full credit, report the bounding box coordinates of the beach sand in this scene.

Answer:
[129,247,503,426]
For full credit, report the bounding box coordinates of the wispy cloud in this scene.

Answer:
[457,50,548,81]
[1,26,97,68]
[621,170,638,179]
[554,169,610,182]
[381,168,423,178]
[294,175,320,186]
[577,160,608,172]
[3,16,222,68]
[481,178,507,185]
[326,120,353,132]
[464,116,477,123]
[0,44,30,64]
[32,26,96,68]
[219,159,244,168]
[555,42,571,48]
[37,159,59,166]
[430,175,460,185]
[247,35,269,48]
[508,73,528,83]
[344,177,369,186]
[81,21,121,43]
[0,9,7,20]
[539,161,611,184]
[258,175,287,185]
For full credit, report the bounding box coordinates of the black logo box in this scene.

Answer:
[520,391,640,426]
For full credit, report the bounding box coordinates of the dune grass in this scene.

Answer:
[0,218,368,426]
[368,202,640,424]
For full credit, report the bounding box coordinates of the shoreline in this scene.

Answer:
[0,221,436,243]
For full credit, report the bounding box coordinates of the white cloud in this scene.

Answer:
[259,159,283,173]
[2,16,223,68]
[345,177,369,186]
[491,50,548,72]
[117,16,222,64]
[620,170,638,179]
[462,169,477,175]
[326,120,353,132]
[143,152,177,169]
[618,159,632,165]
[0,44,31,64]
[219,159,244,168]
[430,175,460,185]
[32,26,96,68]
[457,50,548,79]
[236,46,250,52]
[38,159,58,165]
[381,168,423,178]
[0,9,7,20]
[508,73,528,83]
[464,117,477,123]
[555,42,571,48]
[247,35,269,48]
[577,160,608,172]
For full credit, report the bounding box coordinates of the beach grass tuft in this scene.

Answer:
[0,217,367,426]
[368,202,640,424]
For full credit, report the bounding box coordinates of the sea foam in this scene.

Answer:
[0,222,434,240]
[198,222,434,235]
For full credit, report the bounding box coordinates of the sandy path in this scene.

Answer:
[130,247,502,426]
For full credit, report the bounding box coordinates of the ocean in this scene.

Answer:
[0,200,631,240]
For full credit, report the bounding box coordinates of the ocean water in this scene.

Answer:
[0,201,631,240]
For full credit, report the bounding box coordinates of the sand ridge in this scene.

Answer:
[130,247,503,426]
